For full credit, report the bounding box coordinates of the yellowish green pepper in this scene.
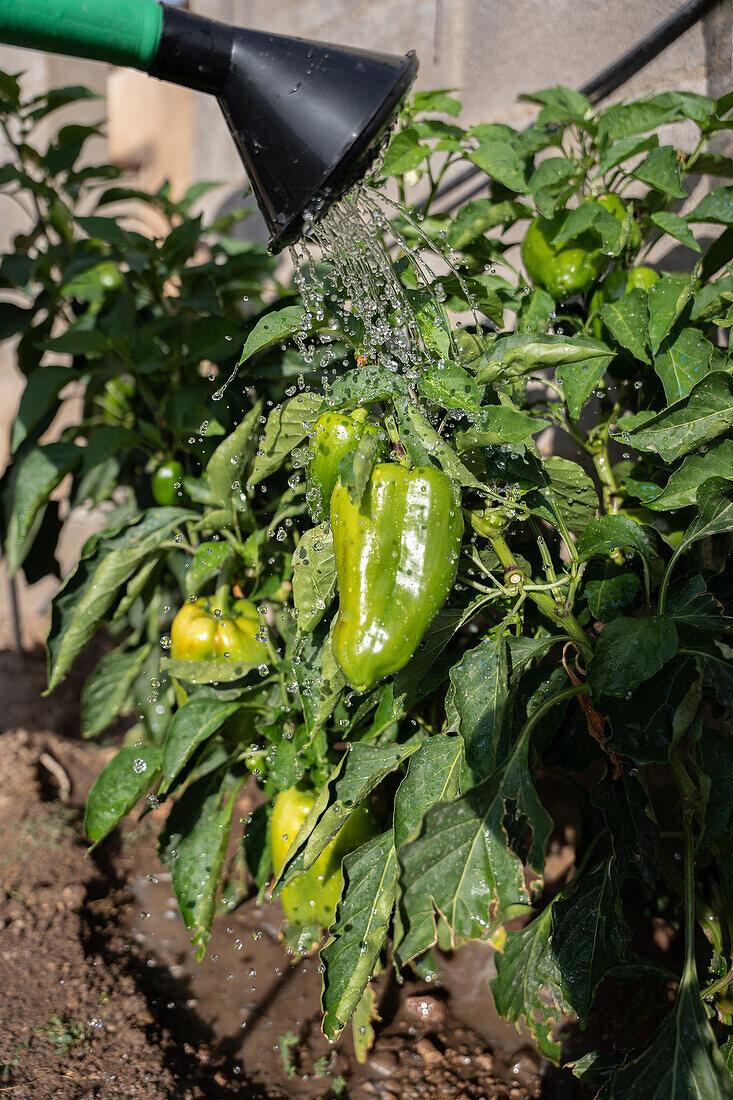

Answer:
[270,785,375,926]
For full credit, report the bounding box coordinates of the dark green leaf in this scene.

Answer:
[6,442,82,576]
[585,568,641,622]
[84,746,162,845]
[632,146,686,197]
[599,289,650,363]
[160,696,243,794]
[577,514,654,562]
[159,769,243,958]
[602,656,698,763]
[654,327,713,404]
[639,440,733,511]
[588,616,678,700]
[10,365,70,454]
[597,963,732,1099]
[591,770,659,893]
[553,859,630,1026]
[80,644,152,739]
[650,211,700,251]
[647,272,696,355]
[321,830,398,1039]
[687,185,733,225]
[445,632,509,778]
[490,905,570,1062]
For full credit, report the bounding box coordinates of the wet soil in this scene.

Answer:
[0,648,589,1099]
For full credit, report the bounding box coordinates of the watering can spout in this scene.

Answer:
[0,0,418,252]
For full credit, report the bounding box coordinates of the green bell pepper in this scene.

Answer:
[331,463,463,692]
[522,194,637,302]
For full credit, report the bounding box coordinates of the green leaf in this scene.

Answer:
[647,272,696,355]
[596,134,658,175]
[417,359,482,413]
[6,442,82,576]
[291,522,336,634]
[159,770,243,958]
[490,905,570,1062]
[238,305,307,366]
[243,802,272,895]
[468,138,527,192]
[699,729,733,841]
[396,402,484,490]
[591,770,659,893]
[412,89,462,116]
[598,963,733,1099]
[553,201,624,255]
[552,858,631,1026]
[650,211,700,251]
[47,509,192,691]
[160,696,242,794]
[602,656,699,763]
[654,327,713,404]
[321,830,398,1039]
[382,127,430,176]
[632,146,686,197]
[597,100,680,142]
[446,198,529,250]
[676,476,733,552]
[161,655,263,686]
[667,575,733,634]
[393,736,464,849]
[526,455,599,536]
[620,372,733,463]
[206,399,263,504]
[84,746,162,845]
[248,392,323,485]
[396,737,544,961]
[184,540,233,599]
[445,632,509,778]
[454,405,550,450]
[577,514,654,562]
[636,440,733,512]
[80,644,152,739]
[588,616,679,700]
[275,740,422,892]
[585,568,641,622]
[687,185,733,225]
[599,289,650,363]
[477,333,613,385]
[685,640,733,706]
[10,366,69,454]
[559,359,609,423]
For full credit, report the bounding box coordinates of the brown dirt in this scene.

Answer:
[0,648,586,1100]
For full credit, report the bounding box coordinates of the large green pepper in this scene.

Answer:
[522,194,635,302]
[170,596,262,663]
[270,785,375,926]
[306,408,386,521]
[331,463,463,692]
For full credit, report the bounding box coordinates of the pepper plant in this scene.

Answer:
[4,70,733,1096]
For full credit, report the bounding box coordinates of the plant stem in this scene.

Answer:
[489,534,592,660]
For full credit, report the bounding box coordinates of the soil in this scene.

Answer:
[0,648,591,1100]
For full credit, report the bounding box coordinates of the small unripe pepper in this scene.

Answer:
[306,408,386,521]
